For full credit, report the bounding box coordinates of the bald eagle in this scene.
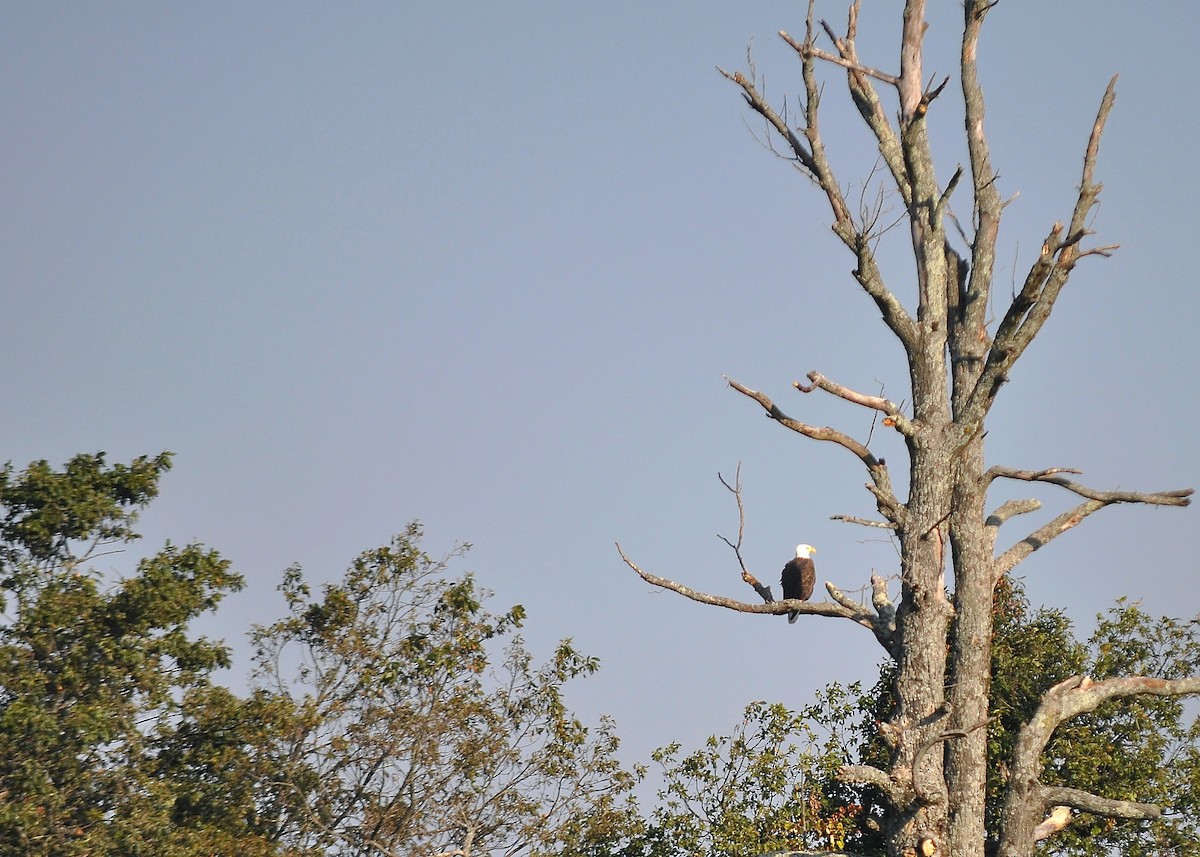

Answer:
[781,544,816,623]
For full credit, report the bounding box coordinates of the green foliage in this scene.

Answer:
[0,453,265,855]
[153,685,309,855]
[7,449,1190,856]
[0,455,639,856]
[0,452,171,574]
[984,577,1088,841]
[0,453,636,856]
[595,691,867,857]
[250,522,633,857]
[1043,599,1200,856]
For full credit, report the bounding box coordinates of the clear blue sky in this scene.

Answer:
[3,2,1198,772]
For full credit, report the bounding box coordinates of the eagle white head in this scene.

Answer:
[795,544,816,559]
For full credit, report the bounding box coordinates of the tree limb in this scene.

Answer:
[1038,785,1160,820]
[994,499,1105,579]
[986,465,1193,506]
[999,674,1200,855]
[723,11,919,351]
[716,65,818,178]
[984,498,1041,529]
[716,464,776,602]
[789,2,912,208]
[991,473,1192,578]
[725,376,904,525]
[825,580,896,645]
[832,514,896,530]
[796,371,915,436]
[838,764,902,807]
[897,0,928,122]
[960,0,1003,357]
[616,543,894,650]
[961,78,1119,432]
[799,39,899,86]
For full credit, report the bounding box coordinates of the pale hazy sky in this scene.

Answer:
[3,2,1198,771]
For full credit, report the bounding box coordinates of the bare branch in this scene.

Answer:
[985,466,1080,486]
[984,498,1041,529]
[761,11,920,350]
[796,38,899,86]
[959,0,1007,371]
[897,0,928,121]
[922,75,951,109]
[832,514,896,530]
[617,543,895,650]
[838,764,902,806]
[986,465,1192,506]
[961,78,1120,431]
[1054,674,1200,718]
[796,371,916,436]
[716,465,775,603]
[792,16,919,349]
[994,499,1104,579]
[1038,786,1160,821]
[828,579,897,650]
[725,376,904,524]
[717,65,817,176]
[987,468,1191,577]
[936,165,963,219]
[825,580,876,625]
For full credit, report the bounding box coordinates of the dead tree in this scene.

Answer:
[617,3,1193,856]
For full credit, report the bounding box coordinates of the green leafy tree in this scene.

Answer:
[0,455,637,856]
[151,684,309,855]
[250,524,634,857]
[635,693,866,857]
[0,453,276,855]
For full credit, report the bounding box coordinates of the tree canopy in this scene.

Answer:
[0,452,255,854]
[0,453,633,857]
[247,524,634,856]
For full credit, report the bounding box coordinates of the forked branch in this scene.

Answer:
[715,66,818,178]
[722,8,918,350]
[999,674,1200,854]
[961,77,1120,433]
[990,469,1191,578]
[724,375,904,525]
[795,371,915,436]
[716,465,774,603]
[986,466,1193,506]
